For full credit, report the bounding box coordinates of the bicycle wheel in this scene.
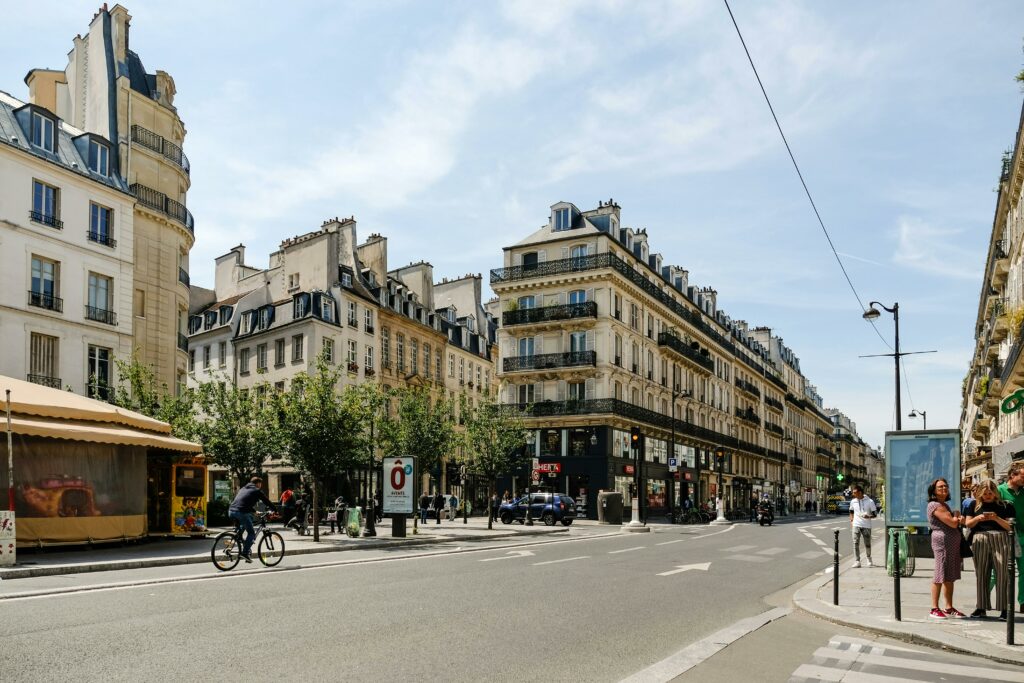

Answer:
[211,531,241,571]
[257,530,286,567]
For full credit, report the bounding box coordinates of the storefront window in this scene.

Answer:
[613,429,630,459]
[539,428,562,458]
[647,480,666,509]
[614,475,632,505]
[647,438,665,463]
[678,444,696,469]
[568,429,590,457]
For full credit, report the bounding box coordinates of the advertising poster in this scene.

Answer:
[383,456,415,514]
[0,511,14,566]
[885,430,960,527]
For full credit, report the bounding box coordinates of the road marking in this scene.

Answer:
[721,544,756,552]
[755,547,787,555]
[725,555,770,563]
[479,549,535,562]
[796,551,823,559]
[622,607,791,682]
[608,546,645,554]
[811,538,826,546]
[655,539,686,546]
[532,556,589,566]
[656,562,710,576]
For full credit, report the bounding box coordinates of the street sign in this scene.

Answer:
[531,472,540,483]
[382,457,415,514]
[536,463,561,473]
[623,464,635,475]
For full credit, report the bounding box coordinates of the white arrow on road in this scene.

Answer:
[479,549,536,562]
[657,562,711,576]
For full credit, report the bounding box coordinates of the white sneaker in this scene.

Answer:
[866,559,873,568]
[852,561,861,568]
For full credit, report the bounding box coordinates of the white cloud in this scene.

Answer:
[892,216,982,280]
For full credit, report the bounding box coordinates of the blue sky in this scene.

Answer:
[3,1,1022,448]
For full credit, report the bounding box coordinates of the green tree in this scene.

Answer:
[347,381,391,506]
[279,357,364,542]
[462,392,529,529]
[112,353,195,438]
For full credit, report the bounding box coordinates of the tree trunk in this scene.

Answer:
[312,480,320,543]
[488,478,494,530]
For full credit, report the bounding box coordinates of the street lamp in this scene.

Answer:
[711,447,729,524]
[524,431,536,526]
[908,409,927,430]
[862,302,902,430]
[669,365,692,524]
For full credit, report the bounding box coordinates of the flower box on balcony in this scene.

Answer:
[365,368,376,377]
[347,362,359,373]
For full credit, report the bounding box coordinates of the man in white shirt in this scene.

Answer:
[849,484,877,568]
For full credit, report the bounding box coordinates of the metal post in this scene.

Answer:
[833,529,840,605]
[893,528,902,621]
[893,303,902,431]
[6,390,13,511]
[670,399,676,524]
[462,472,467,524]
[1009,519,1016,645]
[525,484,533,526]
[363,418,376,537]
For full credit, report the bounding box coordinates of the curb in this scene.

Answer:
[791,567,1024,666]
[0,528,567,581]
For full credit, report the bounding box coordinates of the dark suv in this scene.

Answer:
[499,493,576,526]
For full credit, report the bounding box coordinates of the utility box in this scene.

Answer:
[0,511,15,567]
[597,491,623,525]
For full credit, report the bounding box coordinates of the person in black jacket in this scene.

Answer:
[433,491,444,524]
[228,477,277,562]
[419,493,430,524]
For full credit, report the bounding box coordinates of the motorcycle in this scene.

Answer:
[757,506,774,526]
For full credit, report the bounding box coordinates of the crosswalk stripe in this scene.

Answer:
[721,544,756,552]
[608,546,644,554]
[796,551,823,559]
[532,556,589,566]
[756,547,787,555]
[725,555,770,563]
[810,647,1024,681]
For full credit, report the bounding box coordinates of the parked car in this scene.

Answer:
[499,493,576,526]
[835,499,851,515]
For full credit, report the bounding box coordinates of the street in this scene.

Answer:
[0,516,995,681]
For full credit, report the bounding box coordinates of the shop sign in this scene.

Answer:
[383,457,415,514]
[623,464,635,475]
[536,463,561,473]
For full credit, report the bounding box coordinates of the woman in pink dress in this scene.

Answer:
[927,478,965,619]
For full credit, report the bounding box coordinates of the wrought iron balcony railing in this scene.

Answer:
[28,290,62,312]
[177,332,189,352]
[87,230,116,248]
[735,407,761,426]
[27,374,61,389]
[29,210,62,230]
[179,267,190,287]
[765,422,785,436]
[503,350,596,372]
[657,332,714,372]
[131,125,190,175]
[503,301,597,326]
[131,183,195,234]
[85,306,117,325]
[764,396,784,411]
[735,378,761,398]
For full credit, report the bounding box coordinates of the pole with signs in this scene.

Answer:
[383,457,415,538]
[6,390,13,512]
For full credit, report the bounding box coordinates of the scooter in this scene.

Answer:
[757,506,774,526]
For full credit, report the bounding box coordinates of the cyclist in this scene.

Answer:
[228,476,277,562]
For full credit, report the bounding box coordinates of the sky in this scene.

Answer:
[2,0,1022,449]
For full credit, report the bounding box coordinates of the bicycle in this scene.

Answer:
[211,512,286,571]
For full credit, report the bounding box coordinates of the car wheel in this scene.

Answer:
[500,512,512,525]
[542,512,555,526]
[561,519,573,526]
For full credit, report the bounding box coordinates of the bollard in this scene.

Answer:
[1009,519,1016,646]
[833,529,840,605]
[893,528,902,622]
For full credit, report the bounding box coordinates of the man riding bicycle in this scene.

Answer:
[228,477,277,563]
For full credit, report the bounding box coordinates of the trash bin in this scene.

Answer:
[598,491,623,525]
[345,506,363,538]
[886,527,915,577]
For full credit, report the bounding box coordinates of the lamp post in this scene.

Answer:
[363,415,377,537]
[711,447,730,524]
[908,409,927,430]
[669,366,692,523]
[784,435,799,517]
[525,431,536,526]
[862,301,902,430]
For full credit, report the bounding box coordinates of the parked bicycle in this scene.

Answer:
[211,512,285,571]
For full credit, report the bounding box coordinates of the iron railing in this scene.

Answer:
[178,267,190,287]
[503,351,596,372]
[735,407,761,426]
[177,332,189,352]
[87,230,116,248]
[29,210,62,230]
[27,374,61,389]
[503,301,597,326]
[764,396,784,411]
[657,332,714,372]
[85,306,117,325]
[130,183,194,234]
[131,125,190,175]
[735,378,761,398]
[28,290,62,312]
[765,423,785,436]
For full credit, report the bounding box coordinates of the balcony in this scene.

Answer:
[503,351,596,373]
[513,398,738,449]
[27,374,61,389]
[765,422,785,437]
[177,332,189,352]
[131,125,190,175]
[503,301,597,327]
[792,457,803,467]
[87,230,116,248]
[131,183,195,234]
[27,290,62,312]
[734,377,761,398]
[993,239,1010,286]
[657,332,715,373]
[29,210,63,230]
[736,439,766,456]
[178,267,190,287]
[734,407,761,426]
[816,446,834,457]
[764,396,784,412]
[85,306,117,326]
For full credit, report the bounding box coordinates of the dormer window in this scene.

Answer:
[293,293,310,319]
[321,296,335,322]
[30,112,55,152]
[258,306,273,329]
[87,139,109,176]
[554,208,571,231]
[341,272,352,287]
[219,305,233,325]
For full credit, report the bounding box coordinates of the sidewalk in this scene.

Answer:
[793,529,1024,665]
[0,515,585,581]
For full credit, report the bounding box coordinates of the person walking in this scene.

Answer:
[491,492,501,522]
[997,461,1024,614]
[419,491,430,524]
[849,484,877,568]
[433,491,444,525]
[927,478,966,619]
[965,479,1015,618]
[748,495,758,523]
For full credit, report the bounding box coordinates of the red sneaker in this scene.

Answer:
[944,607,966,618]
[928,608,947,619]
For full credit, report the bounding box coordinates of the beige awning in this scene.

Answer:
[9,416,202,452]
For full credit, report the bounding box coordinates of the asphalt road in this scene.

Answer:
[0,516,905,682]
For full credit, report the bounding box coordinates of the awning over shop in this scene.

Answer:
[8,416,201,452]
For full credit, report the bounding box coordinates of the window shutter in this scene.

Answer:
[534,335,543,354]
[588,241,597,255]
[507,385,517,404]
[585,331,595,351]
[585,378,595,399]
[585,287,594,302]
[534,381,544,401]
[561,246,569,260]
[537,250,547,263]
[512,252,522,266]
[556,380,566,401]
[556,291,565,305]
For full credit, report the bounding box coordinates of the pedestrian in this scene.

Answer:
[491,492,501,521]
[849,484,876,568]
[419,491,430,524]
[927,478,966,619]
[503,489,512,503]
[997,461,1024,614]
[448,492,459,521]
[433,491,445,524]
[964,479,1015,618]
[961,489,975,517]
[748,495,757,523]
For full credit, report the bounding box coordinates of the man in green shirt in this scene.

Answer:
[997,461,1024,612]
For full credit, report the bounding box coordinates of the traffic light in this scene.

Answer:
[630,427,641,446]
[714,447,725,460]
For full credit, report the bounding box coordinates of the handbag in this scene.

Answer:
[959,528,972,558]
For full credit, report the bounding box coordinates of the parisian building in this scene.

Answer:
[491,199,874,518]
[25,4,194,396]
[187,218,495,502]
[962,97,1024,483]
[0,90,135,395]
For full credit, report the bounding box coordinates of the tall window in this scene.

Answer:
[459,358,465,384]
[517,337,535,357]
[30,112,54,151]
[569,331,586,353]
[517,295,536,309]
[203,345,211,370]
[348,301,358,327]
[554,207,571,231]
[435,352,442,382]
[381,327,391,368]
[87,272,112,312]
[275,339,285,366]
[256,344,268,371]
[614,334,622,365]
[518,384,535,403]
[323,338,335,364]
[89,203,113,246]
[218,341,227,368]
[346,339,357,365]
[87,139,109,175]
[30,255,59,310]
[424,343,431,378]
[29,332,59,386]
[568,381,585,400]
[396,333,405,372]
[364,345,375,372]
[630,303,639,330]
[448,353,455,377]
[569,244,587,260]
[87,345,112,400]
[32,180,59,226]
[292,334,304,362]
[321,296,335,322]
[364,308,374,332]
[240,348,251,374]
[568,289,586,304]
[410,339,419,375]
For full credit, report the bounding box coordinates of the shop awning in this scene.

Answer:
[8,415,201,452]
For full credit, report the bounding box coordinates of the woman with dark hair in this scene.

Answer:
[927,478,965,619]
